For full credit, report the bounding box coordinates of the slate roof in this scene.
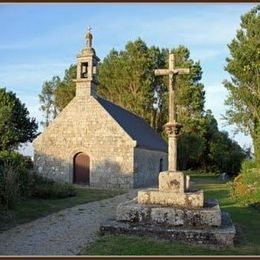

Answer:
[97,97,167,152]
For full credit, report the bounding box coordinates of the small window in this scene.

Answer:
[159,158,163,172]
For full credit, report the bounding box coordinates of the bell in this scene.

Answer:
[81,63,88,78]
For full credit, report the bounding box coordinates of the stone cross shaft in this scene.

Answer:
[154,53,190,172]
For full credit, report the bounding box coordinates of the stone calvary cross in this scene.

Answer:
[101,53,236,248]
[154,53,190,172]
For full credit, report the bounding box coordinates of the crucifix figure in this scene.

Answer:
[155,53,190,172]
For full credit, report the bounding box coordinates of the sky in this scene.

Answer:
[0,3,257,156]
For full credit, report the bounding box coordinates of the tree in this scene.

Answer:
[98,39,155,125]
[42,40,206,142]
[0,88,38,151]
[40,39,208,170]
[149,46,169,133]
[168,46,206,170]
[199,110,246,175]
[178,133,206,170]
[209,131,246,176]
[39,66,77,127]
[98,42,206,140]
[39,76,60,128]
[171,46,206,135]
[224,5,260,164]
[55,65,76,112]
[39,38,247,174]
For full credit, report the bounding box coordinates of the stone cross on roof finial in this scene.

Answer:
[86,26,93,48]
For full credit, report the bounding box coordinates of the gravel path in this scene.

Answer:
[0,189,138,256]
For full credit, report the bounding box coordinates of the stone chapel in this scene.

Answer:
[33,30,168,189]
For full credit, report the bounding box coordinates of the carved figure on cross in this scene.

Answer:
[155,53,189,123]
[154,53,190,172]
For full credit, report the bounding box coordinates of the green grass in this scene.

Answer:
[0,187,125,232]
[80,174,260,256]
[184,170,219,178]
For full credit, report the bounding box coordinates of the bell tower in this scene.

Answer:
[75,27,100,98]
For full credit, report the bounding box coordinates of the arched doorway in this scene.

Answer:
[73,152,90,185]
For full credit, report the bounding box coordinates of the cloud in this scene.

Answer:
[190,48,226,62]
[0,21,84,51]
[204,84,252,148]
[0,62,65,131]
[0,62,70,94]
[18,94,43,122]
[2,3,255,155]
[205,84,227,118]
[130,13,239,47]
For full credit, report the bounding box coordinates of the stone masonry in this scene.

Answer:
[101,170,236,247]
[133,148,167,188]
[100,52,236,247]
[34,96,134,189]
[33,29,167,189]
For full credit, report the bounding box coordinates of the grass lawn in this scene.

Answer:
[0,187,125,232]
[80,175,260,256]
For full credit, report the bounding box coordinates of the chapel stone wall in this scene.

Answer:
[133,148,168,188]
[33,95,135,189]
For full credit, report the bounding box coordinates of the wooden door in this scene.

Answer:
[73,153,90,185]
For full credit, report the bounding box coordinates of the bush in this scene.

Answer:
[0,151,32,209]
[0,151,77,208]
[30,174,77,199]
[0,160,20,209]
[229,160,260,206]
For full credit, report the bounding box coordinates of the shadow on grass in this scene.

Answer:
[223,205,260,245]
[80,202,260,256]
[80,176,260,256]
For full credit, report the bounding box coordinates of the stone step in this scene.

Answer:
[100,212,236,247]
[138,188,204,208]
[116,198,221,227]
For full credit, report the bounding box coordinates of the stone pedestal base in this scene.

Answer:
[138,170,204,208]
[99,170,236,247]
[159,171,185,192]
[138,189,204,208]
[117,198,221,227]
[100,212,236,247]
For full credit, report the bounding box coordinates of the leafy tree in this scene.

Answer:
[39,40,208,170]
[39,66,77,127]
[99,42,206,139]
[55,65,76,112]
[199,110,220,172]
[156,46,206,170]
[209,131,246,175]
[98,39,155,124]
[38,38,247,174]
[224,5,260,164]
[178,133,206,170]
[148,46,169,133]
[39,76,60,127]
[200,110,246,175]
[171,46,206,136]
[42,40,206,141]
[0,88,38,151]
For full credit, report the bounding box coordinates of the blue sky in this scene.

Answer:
[0,3,257,156]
